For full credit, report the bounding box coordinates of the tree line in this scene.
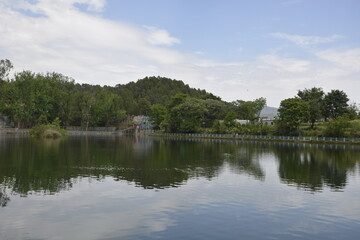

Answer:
[0,60,220,129]
[149,94,267,133]
[277,87,359,136]
[1,59,359,136]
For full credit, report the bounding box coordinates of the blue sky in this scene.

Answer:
[105,0,360,60]
[0,0,359,107]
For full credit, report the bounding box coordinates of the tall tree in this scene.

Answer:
[78,91,96,131]
[149,104,167,130]
[323,90,349,119]
[136,98,151,115]
[253,97,267,121]
[277,98,310,135]
[203,99,227,127]
[223,111,237,128]
[234,97,266,122]
[345,103,359,120]
[166,96,205,133]
[297,87,324,128]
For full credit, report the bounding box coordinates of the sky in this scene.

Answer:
[0,0,359,107]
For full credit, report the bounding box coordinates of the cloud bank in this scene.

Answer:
[0,0,359,107]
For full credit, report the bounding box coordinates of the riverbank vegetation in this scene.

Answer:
[29,118,67,138]
[1,59,359,137]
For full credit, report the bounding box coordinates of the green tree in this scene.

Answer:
[323,90,349,119]
[253,97,267,121]
[203,99,227,127]
[344,102,358,120]
[150,104,167,130]
[136,98,151,115]
[7,71,37,127]
[297,87,324,129]
[167,93,188,110]
[78,91,95,130]
[277,98,310,135]
[211,120,227,134]
[92,90,126,126]
[167,97,205,133]
[223,111,237,128]
[234,97,266,122]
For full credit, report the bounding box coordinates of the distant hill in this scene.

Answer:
[117,76,220,103]
[115,76,277,116]
[260,106,278,117]
[113,76,221,114]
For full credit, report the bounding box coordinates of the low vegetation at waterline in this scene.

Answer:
[203,118,360,138]
[29,118,67,138]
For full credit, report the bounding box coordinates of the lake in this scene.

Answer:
[0,135,359,240]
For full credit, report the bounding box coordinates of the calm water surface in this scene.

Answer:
[0,135,359,240]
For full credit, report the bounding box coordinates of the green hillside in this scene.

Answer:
[119,76,219,104]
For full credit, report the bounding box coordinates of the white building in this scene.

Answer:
[259,114,276,125]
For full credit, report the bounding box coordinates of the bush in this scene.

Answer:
[349,120,360,137]
[209,120,227,134]
[30,118,66,138]
[323,117,350,138]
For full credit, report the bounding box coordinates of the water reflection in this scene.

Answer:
[272,143,360,191]
[222,143,266,180]
[0,186,10,207]
[0,136,359,203]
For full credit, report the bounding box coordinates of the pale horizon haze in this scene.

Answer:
[0,0,359,107]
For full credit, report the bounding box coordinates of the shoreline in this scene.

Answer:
[149,133,360,145]
[1,128,360,145]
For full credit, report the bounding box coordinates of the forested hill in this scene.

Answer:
[116,76,221,105]
[0,71,224,128]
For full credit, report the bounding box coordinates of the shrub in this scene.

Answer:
[323,117,350,138]
[30,118,66,138]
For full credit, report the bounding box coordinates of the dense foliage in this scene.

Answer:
[1,60,359,137]
[0,62,219,128]
[30,118,67,138]
[297,87,324,129]
[277,98,310,136]
[277,87,358,137]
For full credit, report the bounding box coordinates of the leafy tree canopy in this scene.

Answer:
[277,98,310,135]
[297,87,324,128]
[233,97,266,122]
[323,90,349,119]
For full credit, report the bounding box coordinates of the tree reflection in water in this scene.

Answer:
[0,186,10,207]
[273,143,360,191]
[0,136,359,206]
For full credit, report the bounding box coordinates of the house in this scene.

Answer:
[133,116,152,129]
[259,114,276,125]
[235,119,250,125]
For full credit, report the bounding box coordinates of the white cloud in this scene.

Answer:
[316,48,360,71]
[0,1,359,107]
[258,54,310,73]
[145,26,181,46]
[271,32,344,46]
[9,0,107,13]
